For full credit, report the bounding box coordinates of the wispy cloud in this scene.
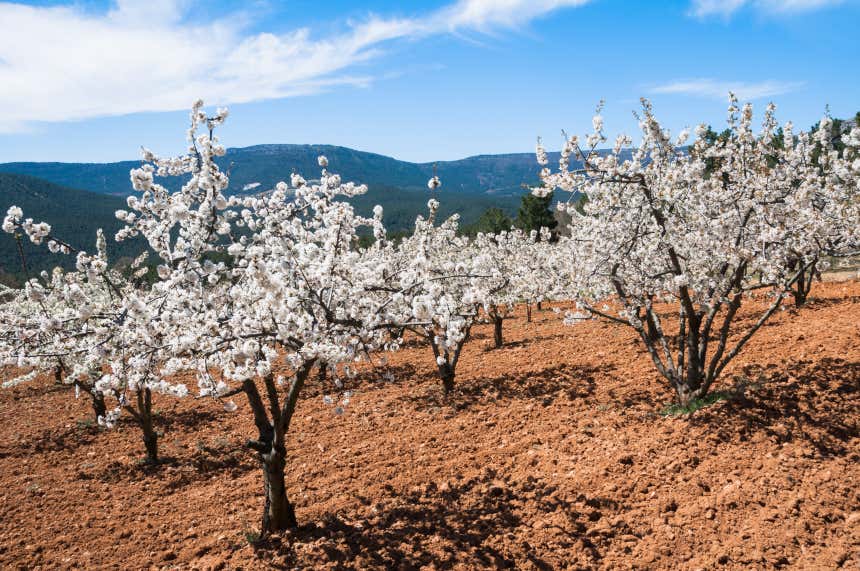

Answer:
[648,78,805,100]
[689,0,747,18]
[689,0,845,18]
[434,0,591,30]
[0,0,590,132]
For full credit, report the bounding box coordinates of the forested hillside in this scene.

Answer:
[0,173,142,285]
[0,144,557,198]
[0,146,548,264]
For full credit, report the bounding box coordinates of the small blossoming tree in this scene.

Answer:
[117,102,406,534]
[373,197,486,393]
[471,227,562,346]
[536,95,859,406]
[0,213,185,463]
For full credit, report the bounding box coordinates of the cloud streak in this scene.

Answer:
[648,78,805,101]
[0,0,589,132]
[689,0,845,18]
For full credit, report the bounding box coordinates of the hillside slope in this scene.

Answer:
[0,173,140,284]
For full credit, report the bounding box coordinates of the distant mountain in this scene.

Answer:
[0,144,565,239]
[0,173,143,285]
[0,161,140,197]
[0,145,576,283]
[427,153,554,196]
[0,144,554,199]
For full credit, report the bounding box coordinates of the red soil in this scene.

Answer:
[0,281,858,570]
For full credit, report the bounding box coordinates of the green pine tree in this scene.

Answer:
[470,207,513,234]
[515,190,557,237]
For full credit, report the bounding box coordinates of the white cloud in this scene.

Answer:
[434,0,591,30]
[0,0,590,132]
[648,78,805,100]
[689,0,844,18]
[689,0,747,18]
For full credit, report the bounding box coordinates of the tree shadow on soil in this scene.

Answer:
[156,407,222,430]
[257,475,608,569]
[396,337,431,350]
[489,332,571,350]
[303,363,424,398]
[692,357,859,458]
[0,422,103,459]
[793,294,860,311]
[91,437,256,485]
[401,363,607,413]
[6,381,70,398]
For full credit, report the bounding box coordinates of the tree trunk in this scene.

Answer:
[675,339,707,407]
[261,445,297,532]
[91,391,107,423]
[438,362,455,395]
[794,284,808,306]
[429,335,457,394]
[793,263,815,307]
[526,304,532,323]
[674,382,704,408]
[537,301,543,311]
[789,257,816,307]
[142,424,159,464]
[139,388,158,464]
[793,267,807,306]
[493,315,503,348]
[243,363,314,536]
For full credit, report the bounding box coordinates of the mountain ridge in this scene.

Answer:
[0,143,558,198]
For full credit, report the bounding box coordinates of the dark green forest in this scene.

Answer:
[0,174,144,285]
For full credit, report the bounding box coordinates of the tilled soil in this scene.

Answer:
[0,281,858,570]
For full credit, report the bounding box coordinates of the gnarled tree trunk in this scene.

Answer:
[243,361,315,536]
[426,325,472,395]
[791,258,817,307]
[437,362,456,395]
[124,386,159,464]
[261,440,295,531]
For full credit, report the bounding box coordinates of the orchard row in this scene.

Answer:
[2,95,857,534]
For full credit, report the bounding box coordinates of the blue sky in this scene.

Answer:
[0,0,857,163]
